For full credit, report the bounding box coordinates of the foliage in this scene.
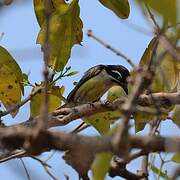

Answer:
[0,0,179,179]
[0,46,23,117]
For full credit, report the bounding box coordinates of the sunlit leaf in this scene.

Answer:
[0,46,23,117]
[30,84,64,117]
[142,0,177,25]
[171,153,180,163]
[36,0,83,72]
[98,0,130,19]
[150,164,170,179]
[91,152,112,180]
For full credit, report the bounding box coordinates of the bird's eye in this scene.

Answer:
[112,70,122,79]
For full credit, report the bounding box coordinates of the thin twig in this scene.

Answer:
[43,166,58,180]
[87,30,135,68]
[71,124,90,134]
[70,121,86,134]
[30,156,52,168]
[0,150,27,163]
[45,151,57,163]
[145,5,160,32]
[20,158,31,180]
[121,20,152,36]
[146,5,180,61]
[39,0,51,129]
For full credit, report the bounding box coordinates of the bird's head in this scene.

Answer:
[104,65,130,94]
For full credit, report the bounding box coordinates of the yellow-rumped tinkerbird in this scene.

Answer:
[62,64,130,108]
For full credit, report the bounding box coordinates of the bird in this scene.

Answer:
[62,64,130,108]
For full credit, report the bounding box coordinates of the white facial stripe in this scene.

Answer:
[112,70,122,78]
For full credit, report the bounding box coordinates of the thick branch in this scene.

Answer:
[0,126,179,155]
[19,92,180,128]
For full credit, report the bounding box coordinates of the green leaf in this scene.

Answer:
[151,164,169,179]
[98,0,130,19]
[30,84,64,117]
[84,86,125,135]
[35,0,83,71]
[0,46,23,117]
[91,152,112,180]
[22,73,32,87]
[142,0,177,25]
[65,70,79,77]
[171,105,180,127]
[84,112,112,135]
[172,153,180,163]
[134,120,146,133]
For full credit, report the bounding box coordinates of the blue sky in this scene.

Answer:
[0,0,179,179]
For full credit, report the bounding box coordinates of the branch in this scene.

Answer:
[0,126,179,154]
[18,92,180,129]
[87,30,135,68]
[109,157,144,179]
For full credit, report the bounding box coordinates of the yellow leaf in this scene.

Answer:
[84,112,112,135]
[0,46,23,117]
[84,86,125,135]
[98,0,130,19]
[140,37,180,93]
[91,152,112,180]
[36,0,83,71]
[30,85,64,117]
[33,0,55,27]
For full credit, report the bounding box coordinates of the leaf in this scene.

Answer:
[98,0,130,19]
[91,152,113,180]
[33,0,54,27]
[134,120,146,133]
[140,37,179,93]
[30,84,64,117]
[171,153,180,163]
[150,164,169,179]
[157,54,179,92]
[84,112,112,135]
[36,0,83,71]
[171,105,180,127]
[0,46,23,117]
[22,73,32,87]
[142,0,177,25]
[140,37,157,66]
[65,70,79,77]
[84,86,125,135]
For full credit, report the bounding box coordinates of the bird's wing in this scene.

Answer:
[67,65,104,101]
